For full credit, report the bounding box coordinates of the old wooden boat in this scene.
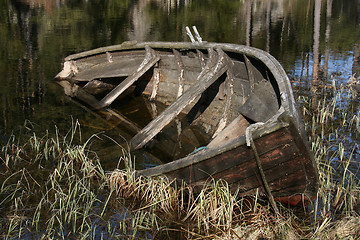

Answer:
[55,41,319,205]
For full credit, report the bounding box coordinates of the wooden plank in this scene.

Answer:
[73,57,144,81]
[64,40,138,61]
[130,48,229,150]
[231,166,308,197]
[211,65,235,137]
[149,68,160,101]
[239,79,278,122]
[196,49,206,69]
[173,49,185,98]
[216,155,306,189]
[207,115,250,148]
[98,46,160,108]
[170,144,309,198]
[165,127,296,183]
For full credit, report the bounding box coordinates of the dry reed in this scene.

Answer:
[1,78,359,239]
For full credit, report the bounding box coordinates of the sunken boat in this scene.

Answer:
[55,41,319,205]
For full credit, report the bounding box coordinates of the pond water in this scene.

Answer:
[0,0,359,172]
[1,0,359,168]
[0,0,359,238]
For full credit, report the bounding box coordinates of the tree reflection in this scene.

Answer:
[245,0,252,46]
[1,0,360,136]
[353,43,360,79]
[324,0,333,80]
[16,0,62,13]
[312,0,321,84]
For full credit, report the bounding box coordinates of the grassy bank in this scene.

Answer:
[1,80,359,239]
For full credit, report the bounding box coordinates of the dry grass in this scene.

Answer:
[105,79,360,239]
[1,79,359,239]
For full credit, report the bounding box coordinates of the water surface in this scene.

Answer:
[1,0,360,238]
[0,0,359,174]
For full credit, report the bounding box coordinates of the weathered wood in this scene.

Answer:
[99,46,160,108]
[149,67,160,101]
[162,126,296,182]
[227,162,308,196]
[83,80,115,95]
[153,120,316,200]
[211,64,235,137]
[130,48,229,150]
[197,49,206,69]
[56,41,318,204]
[239,79,279,122]
[207,115,250,148]
[244,55,256,91]
[64,40,138,61]
[73,57,144,81]
[173,49,185,98]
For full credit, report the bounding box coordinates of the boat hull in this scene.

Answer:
[55,41,319,204]
[137,114,318,204]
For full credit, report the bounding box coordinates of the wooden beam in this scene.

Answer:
[130,48,230,150]
[98,46,160,108]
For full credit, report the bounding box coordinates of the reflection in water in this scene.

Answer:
[266,0,271,52]
[17,0,63,13]
[127,0,191,42]
[0,0,358,160]
[1,1,46,136]
[0,0,359,164]
[324,0,333,78]
[312,0,321,83]
[0,0,360,237]
[127,0,152,42]
[1,0,358,126]
[353,43,360,78]
[245,0,252,46]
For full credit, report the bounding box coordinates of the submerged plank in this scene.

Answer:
[130,48,229,150]
[59,81,143,134]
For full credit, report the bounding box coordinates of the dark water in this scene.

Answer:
[0,0,359,238]
[0,0,359,168]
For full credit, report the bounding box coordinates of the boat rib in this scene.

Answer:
[130,47,230,150]
[99,46,160,108]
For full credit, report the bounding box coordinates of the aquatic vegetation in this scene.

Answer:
[1,79,360,239]
[0,121,118,239]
